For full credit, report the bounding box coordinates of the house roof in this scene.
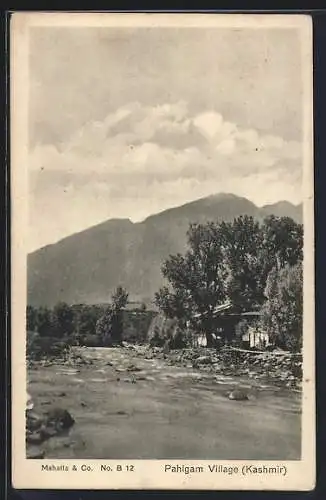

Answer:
[240,311,262,317]
[192,301,261,319]
[193,300,232,319]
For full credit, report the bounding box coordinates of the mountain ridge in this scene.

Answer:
[28,193,303,306]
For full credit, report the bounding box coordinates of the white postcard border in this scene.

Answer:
[10,12,315,491]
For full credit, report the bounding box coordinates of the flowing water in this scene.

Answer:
[27,347,301,460]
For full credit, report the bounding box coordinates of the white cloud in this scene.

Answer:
[193,111,224,139]
[28,101,302,250]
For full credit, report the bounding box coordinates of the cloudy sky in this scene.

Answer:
[28,26,303,251]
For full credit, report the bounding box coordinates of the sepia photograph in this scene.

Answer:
[11,13,315,490]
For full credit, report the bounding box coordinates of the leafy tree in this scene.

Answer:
[262,215,303,271]
[111,286,129,312]
[26,305,38,332]
[155,216,303,347]
[260,262,303,351]
[36,307,56,337]
[218,216,266,310]
[77,306,99,337]
[155,286,190,321]
[52,302,75,338]
[96,286,129,346]
[155,222,229,346]
[219,215,303,309]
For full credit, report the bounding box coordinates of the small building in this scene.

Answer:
[191,301,267,348]
[239,312,270,349]
[195,332,223,347]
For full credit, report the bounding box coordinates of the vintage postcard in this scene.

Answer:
[11,12,315,490]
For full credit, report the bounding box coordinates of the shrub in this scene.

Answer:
[79,334,103,347]
[76,307,99,337]
[260,262,303,351]
[52,302,75,338]
[168,325,191,349]
[147,314,190,349]
[123,309,156,344]
[27,335,71,361]
[96,286,129,346]
[148,325,166,348]
[36,307,57,337]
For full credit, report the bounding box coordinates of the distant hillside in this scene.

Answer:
[27,193,302,306]
[260,201,303,223]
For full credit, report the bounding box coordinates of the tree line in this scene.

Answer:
[27,291,153,347]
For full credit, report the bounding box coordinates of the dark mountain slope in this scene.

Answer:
[27,194,302,306]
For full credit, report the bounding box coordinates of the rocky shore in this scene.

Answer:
[131,345,302,389]
[28,343,303,389]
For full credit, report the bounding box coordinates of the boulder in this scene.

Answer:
[126,364,142,372]
[39,426,58,440]
[195,356,213,365]
[45,408,75,431]
[26,391,34,411]
[27,446,45,459]
[26,411,44,432]
[228,389,249,401]
[26,432,44,445]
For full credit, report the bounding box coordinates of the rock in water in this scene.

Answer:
[196,356,213,365]
[126,364,142,372]
[27,446,45,459]
[228,389,249,401]
[26,391,34,411]
[45,408,75,431]
[26,431,44,445]
[39,426,58,440]
[26,410,44,432]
